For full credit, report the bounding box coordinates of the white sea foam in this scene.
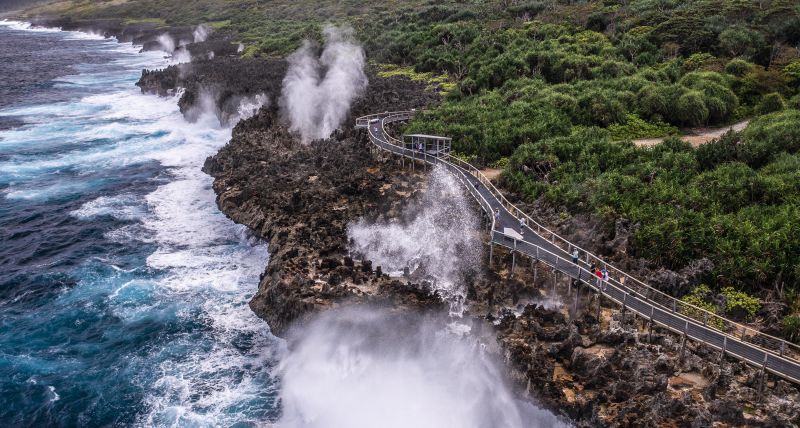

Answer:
[0,20,62,33]
[2,23,277,424]
[70,194,145,220]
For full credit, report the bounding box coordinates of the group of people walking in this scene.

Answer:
[491,206,627,292]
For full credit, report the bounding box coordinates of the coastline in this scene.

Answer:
[7,15,800,426]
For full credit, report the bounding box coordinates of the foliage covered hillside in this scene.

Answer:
[384,1,800,334]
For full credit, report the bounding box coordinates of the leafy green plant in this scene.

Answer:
[755,92,786,115]
[781,315,800,343]
[721,287,761,321]
[608,114,678,141]
[680,285,725,329]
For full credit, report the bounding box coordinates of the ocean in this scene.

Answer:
[0,21,281,426]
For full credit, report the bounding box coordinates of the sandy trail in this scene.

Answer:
[634,119,750,147]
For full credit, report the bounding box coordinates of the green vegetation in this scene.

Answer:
[375,64,456,94]
[681,285,725,329]
[680,285,761,324]
[608,115,678,141]
[504,111,800,295]
[721,287,761,321]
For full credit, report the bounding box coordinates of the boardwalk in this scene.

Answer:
[356,111,800,385]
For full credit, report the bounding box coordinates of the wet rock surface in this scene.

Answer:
[137,58,287,124]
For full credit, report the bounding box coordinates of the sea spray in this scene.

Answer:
[280,25,367,143]
[237,93,269,119]
[276,306,568,428]
[157,33,176,53]
[347,164,481,315]
[183,88,269,125]
[193,24,210,43]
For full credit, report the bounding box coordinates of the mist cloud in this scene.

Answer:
[157,33,176,53]
[276,307,567,428]
[193,24,210,43]
[280,25,368,143]
[348,165,482,312]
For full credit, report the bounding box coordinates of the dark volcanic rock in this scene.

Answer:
[200,65,439,334]
[137,57,288,124]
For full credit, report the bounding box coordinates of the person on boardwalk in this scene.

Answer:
[595,267,602,288]
[601,267,609,291]
[494,208,500,229]
[519,216,526,237]
[572,249,579,264]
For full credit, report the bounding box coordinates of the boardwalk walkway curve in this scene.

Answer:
[355,110,800,385]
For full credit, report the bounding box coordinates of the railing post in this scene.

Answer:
[488,242,494,266]
[758,353,768,403]
[720,336,728,362]
[621,292,627,324]
[648,306,655,343]
[511,239,516,278]
[672,300,676,313]
[781,340,786,357]
[680,320,689,362]
[596,286,602,322]
[703,312,708,326]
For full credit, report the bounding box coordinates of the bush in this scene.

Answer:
[725,59,754,77]
[783,315,800,343]
[782,60,800,87]
[696,130,740,170]
[681,285,725,329]
[721,287,761,321]
[740,110,800,167]
[676,90,709,126]
[755,92,786,115]
[608,114,678,141]
[789,94,800,109]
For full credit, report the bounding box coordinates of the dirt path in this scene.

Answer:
[633,119,750,147]
[480,167,502,181]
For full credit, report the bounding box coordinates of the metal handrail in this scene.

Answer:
[490,229,800,384]
[355,111,800,363]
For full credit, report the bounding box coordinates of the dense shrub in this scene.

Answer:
[755,92,786,115]
[503,113,800,289]
[721,287,761,320]
[725,59,754,77]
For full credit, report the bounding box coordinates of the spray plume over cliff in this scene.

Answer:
[276,307,567,428]
[348,165,481,312]
[280,25,368,143]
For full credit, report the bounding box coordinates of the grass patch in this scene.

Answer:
[609,114,679,141]
[375,63,455,94]
[123,17,166,26]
